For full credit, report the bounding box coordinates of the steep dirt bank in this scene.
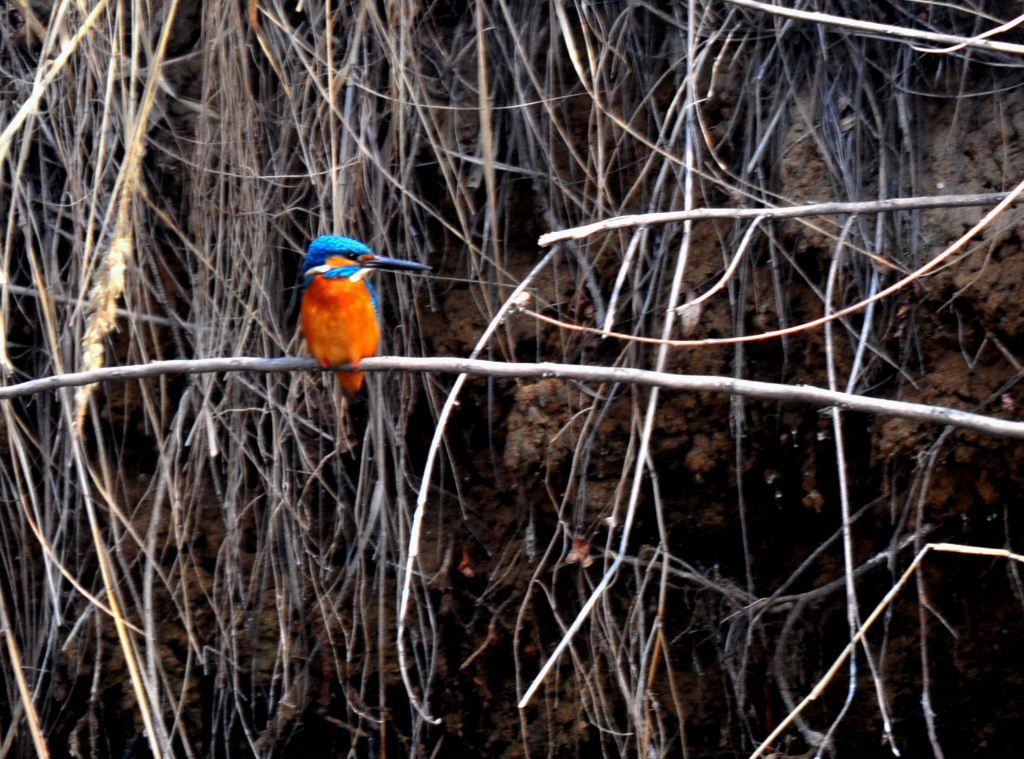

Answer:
[3,3,1024,758]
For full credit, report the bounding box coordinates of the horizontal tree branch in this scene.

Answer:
[3,355,1022,439]
[538,192,1022,245]
[723,0,1024,56]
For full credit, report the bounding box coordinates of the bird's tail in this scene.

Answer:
[336,370,365,398]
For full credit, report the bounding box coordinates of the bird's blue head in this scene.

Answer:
[302,235,375,276]
[301,235,431,288]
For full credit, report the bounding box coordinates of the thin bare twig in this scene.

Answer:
[723,0,1024,56]
[748,542,1024,759]
[538,192,1021,246]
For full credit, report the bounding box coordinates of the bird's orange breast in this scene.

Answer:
[300,275,380,396]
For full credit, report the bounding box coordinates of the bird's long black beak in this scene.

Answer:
[362,255,431,273]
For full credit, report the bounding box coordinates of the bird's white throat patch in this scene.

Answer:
[349,268,373,282]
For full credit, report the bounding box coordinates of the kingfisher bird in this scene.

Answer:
[300,235,430,398]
